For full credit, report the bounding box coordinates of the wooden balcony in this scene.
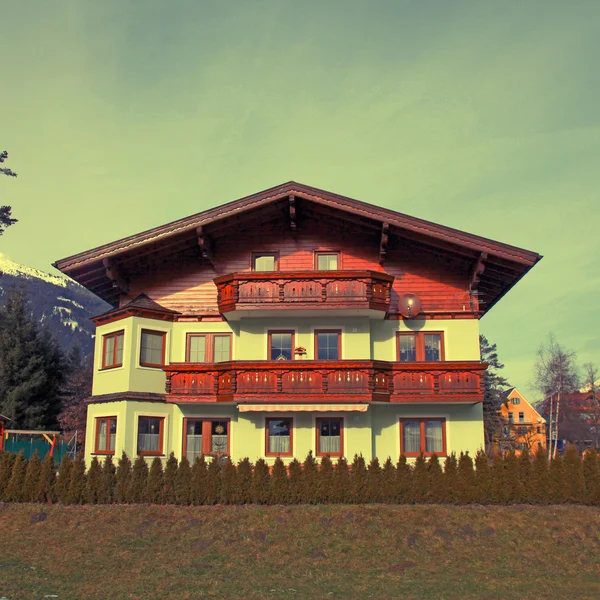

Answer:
[213,271,394,317]
[164,360,486,404]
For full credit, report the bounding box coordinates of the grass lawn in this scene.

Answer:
[0,503,599,600]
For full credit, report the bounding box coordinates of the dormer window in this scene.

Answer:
[252,252,278,271]
[315,252,339,270]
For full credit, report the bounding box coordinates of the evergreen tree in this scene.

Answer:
[426,454,444,503]
[286,458,303,504]
[55,454,73,503]
[220,458,238,504]
[331,456,350,504]
[549,455,566,503]
[269,457,289,505]
[66,455,86,504]
[412,454,428,503]
[22,450,42,502]
[205,458,221,505]
[517,449,533,503]
[367,457,383,503]
[175,456,192,505]
[163,453,178,504]
[532,445,551,504]
[0,452,16,499]
[350,454,368,504]
[0,289,65,429]
[317,455,334,504]
[0,150,18,236]
[115,452,132,503]
[100,455,116,504]
[474,450,491,503]
[4,451,27,502]
[190,455,208,505]
[302,452,319,504]
[563,444,585,503]
[380,458,397,503]
[582,449,600,505]
[396,455,412,504]
[85,456,102,504]
[457,452,476,504]
[36,452,56,503]
[490,453,507,504]
[130,456,149,503]
[236,458,253,504]
[443,453,459,504]
[146,457,164,504]
[251,458,270,504]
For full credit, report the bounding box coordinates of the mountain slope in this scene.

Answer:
[0,253,110,357]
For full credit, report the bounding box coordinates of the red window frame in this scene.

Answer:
[94,416,117,455]
[252,252,279,271]
[314,329,342,360]
[397,331,445,362]
[316,417,344,457]
[182,418,231,457]
[265,417,294,457]
[185,333,232,363]
[399,418,447,457]
[101,330,124,369]
[137,416,165,456]
[140,329,167,368]
[267,330,295,361]
[314,251,341,271]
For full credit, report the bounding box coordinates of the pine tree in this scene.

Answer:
[55,454,73,503]
[251,458,270,504]
[130,456,149,503]
[146,457,164,504]
[563,444,585,503]
[100,455,116,504]
[175,456,192,506]
[531,445,551,504]
[36,452,56,503]
[220,458,238,505]
[331,457,350,504]
[443,454,459,504]
[396,455,412,504]
[236,458,253,504]
[302,452,319,504]
[66,455,86,504]
[380,458,397,503]
[0,452,16,499]
[426,454,444,503]
[317,455,334,504]
[4,451,27,502]
[163,453,178,504]
[269,457,289,505]
[367,457,382,503]
[474,450,491,503]
[350,454,368,504]
[205,458,221,505]
[22,450,42,502]
[86,456,102,504]
[190,455,208,505]
[115,452,132,503]
[457,452,476,504]
[411,454,428,503]
[582,449,600,505]
[517,449,533,503]
[549,455,566,503]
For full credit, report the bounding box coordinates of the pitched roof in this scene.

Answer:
[92,293,180,324]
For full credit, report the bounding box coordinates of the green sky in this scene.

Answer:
[1,0,599,399]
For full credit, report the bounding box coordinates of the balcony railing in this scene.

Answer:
[213,271,394,314]
[164,360,486,403]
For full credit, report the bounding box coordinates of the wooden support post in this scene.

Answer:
[289,195,297,231]
[379,223,389,264]
[196,226,215,267]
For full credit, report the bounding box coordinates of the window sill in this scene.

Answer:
[99,365,124,372]
[91,451,115,456]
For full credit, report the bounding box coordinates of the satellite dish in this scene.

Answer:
[398,293,421,319]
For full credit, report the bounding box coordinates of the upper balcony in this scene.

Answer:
[164,360,486,405]
[213,271,395,319]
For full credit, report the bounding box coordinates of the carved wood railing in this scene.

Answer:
[164,360,486,402]
[213,271,395,313]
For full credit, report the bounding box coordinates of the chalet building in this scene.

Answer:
[496,388,547,455]
[54,182,541,465]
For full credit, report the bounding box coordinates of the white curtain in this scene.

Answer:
[187,434,203,461]
[138,433,160,452]
[109,433,116,451]
[269,436,290,453]
[403,422,421,453]
[425,421,443,454]
[98,421,107,451]
[320,436,340,454]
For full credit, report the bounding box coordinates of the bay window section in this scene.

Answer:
[95,417,117,454]
[266,418,293,457]
[269,331,294,361]
[137,416,165,456]
[316,418,343,457]
[140,330,166,368]
[400,418,446,457]
[102,331,124,369]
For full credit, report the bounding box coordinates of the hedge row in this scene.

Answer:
[1,445,599,506]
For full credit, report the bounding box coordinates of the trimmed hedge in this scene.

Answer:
[1,447,599,506]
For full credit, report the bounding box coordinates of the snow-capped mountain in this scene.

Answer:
[0,253,111,357]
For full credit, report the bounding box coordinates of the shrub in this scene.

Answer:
[457,452,476,504]
[396,455,412,503]
[37,453,56,503]
[302,452,319,504]
[146,457,165,504]
[317,455,334,504]
[163,453,178,504]
[220,458,238,505]
[66,455,86,505]
[251,458,270,504]
[115,452,132,503]
[380,458,396,503]
[100,455,116,504]
[205,458,221,505]
[236,458,253,504]
[130,456,149,503]
[331,457,350,504]
[563,444,585,503]
[55,454,73,504]
[517,449,533,503]
[549,454,566,504]
[4,452,27,502]
[23,451,42,503]
[350,454,368,504]
[443,453,459,504]
[503,451,521,504]
[583,449,600,505]
[287,458,304,504]
[175,457,192,505]
[490,453,507,504]
[269,457,289,505]
[0,452,16,498]
[531,446,550,503]
[190,455,208,505]
[426,454,444,503]
[85,456,102,504]
[367,458,382,503]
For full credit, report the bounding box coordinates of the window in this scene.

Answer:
[519,412,525,423]
[315,252,339,270]
[537,426,541,434]
[186,333,232,363]
[266,418,293,457]
[511,397,521,405]
[315,330,341,360]
[316,418,343,457]
[102,331,124,369]
[268,331,294,360]
[508,412,514,423]
[140,330,166,368]
[400,418,446,457]
[183,419,230,461]
[95,417,117,454]
[137,416,165,455]
[397,332,444,362]
[518,426,528,435]
[252,252,278,272]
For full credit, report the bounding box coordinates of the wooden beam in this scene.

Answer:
[379,222,389,264]
[196,226,215,267]
[102,258,129,294]
[289,195,297,231]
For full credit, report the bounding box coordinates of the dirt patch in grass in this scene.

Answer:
[1,504,599,599]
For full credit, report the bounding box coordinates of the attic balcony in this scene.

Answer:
[164,360,486,404]
[213,271,395,319]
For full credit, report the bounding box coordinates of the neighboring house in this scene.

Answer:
[496,388,546,455]
[53,182,541,465]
